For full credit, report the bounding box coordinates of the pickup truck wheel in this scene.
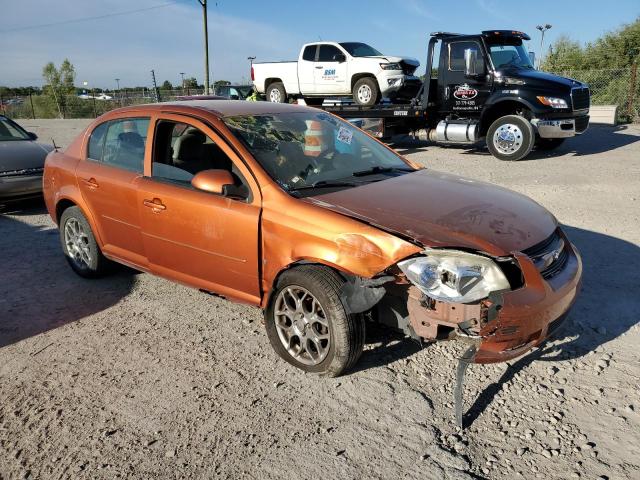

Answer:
[535,138,566,150]
[353,78,379,106]
[59,206,111,278]
[487,115,535,161]
[265,265,365,377]
[266,82,286,103]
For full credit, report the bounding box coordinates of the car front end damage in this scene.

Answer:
[361,227,581,426]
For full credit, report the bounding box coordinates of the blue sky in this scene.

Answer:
[1,0,638,88]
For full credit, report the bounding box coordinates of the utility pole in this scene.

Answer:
[151,70,161,102]
[115,78,121,106]
[197,0,210,95]
[180,72,185,92]
[536,24,552,69]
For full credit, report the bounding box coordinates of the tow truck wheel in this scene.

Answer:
[487,115,535,161]
[353,77,379,106]
[266,82,287,103]
[265,265,365,377]
[535,138,566,151]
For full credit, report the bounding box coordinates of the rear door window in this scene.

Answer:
[102,118,150,173]
[302,45,317,61]
[87,122,109,160]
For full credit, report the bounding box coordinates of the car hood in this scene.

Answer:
[302,169,557,256]
[363,55,420,67]
[0,141,53,172]
[499,68,585,91]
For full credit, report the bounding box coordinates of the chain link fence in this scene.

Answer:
[2,67,639,122]
[0,88,206,120]
[547,66,639,122]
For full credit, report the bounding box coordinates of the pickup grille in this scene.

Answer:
[522,229,569,280]
[0,167,44,177]
[400,61,417,76]
[571,87,590,111]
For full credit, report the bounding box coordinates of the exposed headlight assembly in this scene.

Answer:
[380,62,402,70]
[536,96,568,108]
[398,249,510,303]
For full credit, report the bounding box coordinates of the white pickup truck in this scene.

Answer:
[251,42,420,106]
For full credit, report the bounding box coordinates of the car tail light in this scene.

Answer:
[251,66,254,81]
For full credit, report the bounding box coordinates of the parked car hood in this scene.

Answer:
[0,140,53,172]
[302,169,557,256]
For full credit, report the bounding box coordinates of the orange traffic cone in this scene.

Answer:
[304,120,326,157]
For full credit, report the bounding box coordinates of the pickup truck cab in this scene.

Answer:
[252,42,420,106]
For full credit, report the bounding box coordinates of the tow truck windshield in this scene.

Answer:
[487,40,534,70]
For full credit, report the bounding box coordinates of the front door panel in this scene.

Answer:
[440,40,492,115]
[137,178,261,304]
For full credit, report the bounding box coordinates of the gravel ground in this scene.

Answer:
[1,119,639,479]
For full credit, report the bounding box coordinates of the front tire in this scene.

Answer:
[264,266,365,377]
[59,206,110,278]
[266,82,286,103]
[487,115,535,161]
[352,77,379,106]
[535,138,566,150]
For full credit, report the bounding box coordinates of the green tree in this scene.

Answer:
[541,35,586,71]
[214,80,230,88]
[184,77,199,89]
[161,80,173,90]
[42,59,76,118]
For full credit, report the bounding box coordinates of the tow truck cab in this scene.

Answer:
[415,30,590,159]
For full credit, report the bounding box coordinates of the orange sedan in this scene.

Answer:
[43,101,581,379]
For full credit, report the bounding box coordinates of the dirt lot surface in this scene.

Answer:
[1,119,639,479]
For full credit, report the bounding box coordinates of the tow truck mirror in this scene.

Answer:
[333,53,346,63]
[464,48,478,77]
[528,51,536,67]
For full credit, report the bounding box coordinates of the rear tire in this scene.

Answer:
[266,82,287,103]
[352,77,379,106]
[264,265,365,377]
[486,115,535,161]
[59,206,110,278]
[535,138,565,151]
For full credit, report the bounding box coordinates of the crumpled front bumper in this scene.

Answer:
[406,240,582,364]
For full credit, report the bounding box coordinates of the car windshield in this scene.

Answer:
[0,117,30,141]
[339,42,383,57]
[487,40,534,69]
[224,111,413,194]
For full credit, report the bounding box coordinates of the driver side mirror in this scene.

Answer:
[28,131,38,140]
[191,169,235,195]
[332,53,346,63]
[464,48,480,77]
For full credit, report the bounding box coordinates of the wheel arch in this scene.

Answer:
[55,195,104,246]
[264,77,284,92]
[480,99,534,136]
[351,73,379,91]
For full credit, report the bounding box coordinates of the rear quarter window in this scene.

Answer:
[88,122,109,160]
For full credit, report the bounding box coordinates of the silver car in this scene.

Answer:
[0,115,54,203]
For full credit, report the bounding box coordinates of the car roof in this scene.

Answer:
[109,100,317,119]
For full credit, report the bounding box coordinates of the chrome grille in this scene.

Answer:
[522,229,569,279]
[571,87,590,111]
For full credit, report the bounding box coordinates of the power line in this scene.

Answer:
[0,1,181,34]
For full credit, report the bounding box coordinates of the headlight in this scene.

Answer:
[536,96,568,108]
[380,63,402,70]
[398,249,510,303]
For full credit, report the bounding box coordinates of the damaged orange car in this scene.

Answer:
[44,101,581,382]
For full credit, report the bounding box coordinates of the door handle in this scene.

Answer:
[315,66,323,69]
[143,198,166,211]
[445,86,450,99]
[82,177,99,189]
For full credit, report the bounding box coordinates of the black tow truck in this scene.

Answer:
[321,30,591,161]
